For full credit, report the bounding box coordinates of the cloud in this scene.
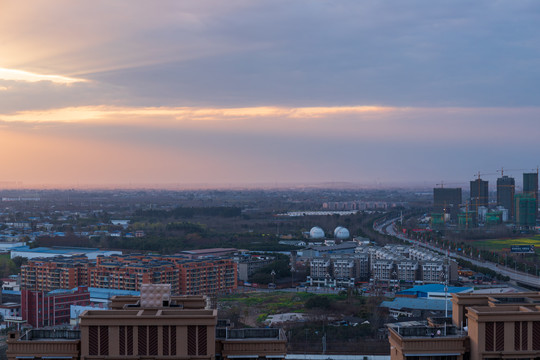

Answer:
[0,68,87,84]
[1,1,540,108]
[1,1,540,187]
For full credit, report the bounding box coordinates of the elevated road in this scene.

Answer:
[374,217,540,289]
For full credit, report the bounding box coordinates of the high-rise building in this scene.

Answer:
[496,175,515,220]
[433,188,462,220]
[470,179,488,212]
[515,193,536,228]
[523,172,538,218]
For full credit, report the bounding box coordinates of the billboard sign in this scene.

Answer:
[510,245,535,253]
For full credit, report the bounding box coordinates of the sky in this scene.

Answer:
[1,0,540,189]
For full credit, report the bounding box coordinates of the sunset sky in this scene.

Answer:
[1,1,540,188]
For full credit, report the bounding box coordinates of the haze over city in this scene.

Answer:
[1,1,540,188]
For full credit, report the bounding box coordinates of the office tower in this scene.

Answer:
[523,172,538,218]
[470,178,488,212]
[496,175,515,220]
[515,193,536,228]
[433,188,462,220]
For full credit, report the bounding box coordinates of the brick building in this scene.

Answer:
[20,254,237,296]
[388,291,540,360]
[177,259,237,295]
[22,286,91,327]
[7,285,286,360]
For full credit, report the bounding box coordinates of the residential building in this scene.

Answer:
[470,178,489,213]
[372,259,394,282]
[388,291,540,360]
[395,260,419,282]
[523,172,539,218]
[7,284,287,360]
[177,259,237,295]
[433,188,462,220]
[354,253,370,280]
[515,193,536,228]
[496,175,515,220]
[20,254,237,296]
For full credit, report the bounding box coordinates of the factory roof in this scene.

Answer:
[380,297,452,311]
[397,284,472,297]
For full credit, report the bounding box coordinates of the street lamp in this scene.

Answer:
[270,270,276,288]
[440,265,449,318]
[325,273,331,291]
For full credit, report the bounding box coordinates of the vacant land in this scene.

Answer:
[218,291,390,355]
[465,236,540,253]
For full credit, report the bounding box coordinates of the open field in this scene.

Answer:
[465,236,540,253]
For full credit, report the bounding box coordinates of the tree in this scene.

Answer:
[12,256,27,269]
[305,295,331,310]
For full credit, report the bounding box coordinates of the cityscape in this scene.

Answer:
[2,2,540,360]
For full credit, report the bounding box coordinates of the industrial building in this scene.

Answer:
[10,246,121,260]
[22,286,91,327]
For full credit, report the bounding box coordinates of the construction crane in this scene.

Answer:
[496,167,528,177]
[435,181,467,188]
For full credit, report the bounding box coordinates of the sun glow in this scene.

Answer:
[0,67,87,84]
[0,105,395,124]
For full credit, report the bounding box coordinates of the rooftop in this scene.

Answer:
[19,329,80,341]
[387,321,466,338]
[216,328,286,340]
[380,297,452,311]
[398,284,472,295]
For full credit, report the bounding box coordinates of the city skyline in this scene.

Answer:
[2,1,540,188]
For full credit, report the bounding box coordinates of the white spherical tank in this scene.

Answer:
[309,226,325,239]
[334,226,350,240]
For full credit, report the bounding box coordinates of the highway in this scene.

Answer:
[374,217,540,289]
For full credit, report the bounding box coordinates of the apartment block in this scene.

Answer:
[20,256,87,292]
[309,258,331,279]
[396,260,419,282]
[372,259,395,282]
[332,258,355,279]
[20,254,237,296]
[177,259,237,295]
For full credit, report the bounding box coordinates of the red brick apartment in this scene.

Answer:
[20,254,237,295]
